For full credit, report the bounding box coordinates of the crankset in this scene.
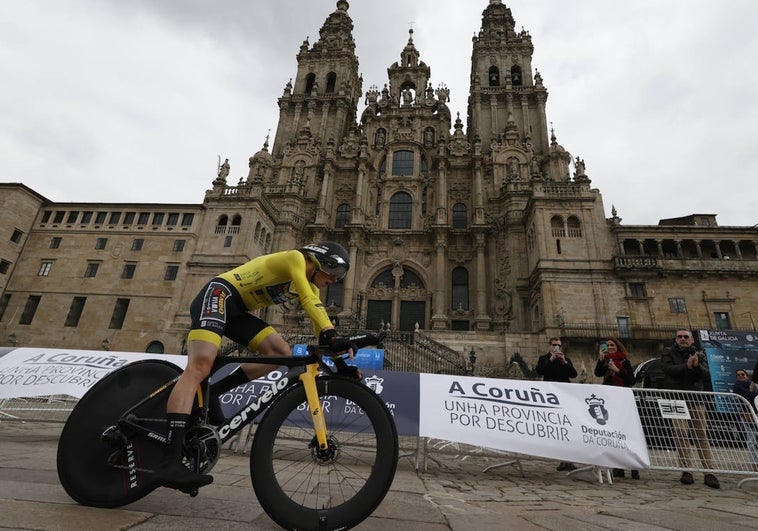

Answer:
[183,424,222,474]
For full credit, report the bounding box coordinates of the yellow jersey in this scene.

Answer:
[218,249,333,335]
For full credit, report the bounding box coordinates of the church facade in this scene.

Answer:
[2,1,757,367]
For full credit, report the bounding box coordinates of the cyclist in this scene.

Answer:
[154,241,356,491]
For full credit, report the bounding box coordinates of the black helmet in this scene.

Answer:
[299,241,350,280]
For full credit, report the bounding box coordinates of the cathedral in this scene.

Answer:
[2,0,757,370]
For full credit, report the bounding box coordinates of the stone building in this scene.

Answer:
[1,1,757,372]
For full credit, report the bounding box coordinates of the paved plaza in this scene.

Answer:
[2,421,758,530]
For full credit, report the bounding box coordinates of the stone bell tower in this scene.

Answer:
[271,0,362,159]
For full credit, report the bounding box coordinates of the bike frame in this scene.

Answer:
[115,349,340,449]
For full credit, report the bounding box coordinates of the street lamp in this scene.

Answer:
[8,333,18,346]
[469,348,477,374]
[101,338,110,351]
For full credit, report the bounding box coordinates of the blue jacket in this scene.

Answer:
[733,379,758,412]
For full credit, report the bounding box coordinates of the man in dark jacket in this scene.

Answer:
[536,337,578,471]
[536,337,578,383]
[660,329,719,488]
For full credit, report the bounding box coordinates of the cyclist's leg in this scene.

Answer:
[154,339,217,490]
[155,280,231,489]
[239,328,292,379]
[210,316,290,392]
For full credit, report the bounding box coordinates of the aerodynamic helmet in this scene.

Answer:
[299,241,350,281]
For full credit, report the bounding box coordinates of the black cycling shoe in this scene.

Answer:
[153,461,213,491]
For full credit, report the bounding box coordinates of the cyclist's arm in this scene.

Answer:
[278,250,334,336]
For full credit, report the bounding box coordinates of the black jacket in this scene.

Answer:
[594,357,635,387]
[660,344,711,391]
[536,352,578,382]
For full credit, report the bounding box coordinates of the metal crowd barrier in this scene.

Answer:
[0,395,77,421]
[634,388,758,477]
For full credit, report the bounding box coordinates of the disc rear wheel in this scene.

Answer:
[56,360,181,508]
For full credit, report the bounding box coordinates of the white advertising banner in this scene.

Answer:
[419,374,650,469]
[0,348,187,399]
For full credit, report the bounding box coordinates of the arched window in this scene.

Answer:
[335,203,351,228]
[389,192,412,229]
[304,73,316,94]
[325,72,337,94]
[510,65,522,86]
[391,150,414,176]
[488,66,500,87]
[550,215,565,237]
[145,340,164,354]
[372,269,395,287]
[399,268,424,288]
[452,203,467,229]
[567,216,582,237]
[216,215,228,234]
[451,267,469,310]
[231,214,241,226]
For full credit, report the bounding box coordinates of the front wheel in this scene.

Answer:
[250,376,398,531]
[57,360,181,507]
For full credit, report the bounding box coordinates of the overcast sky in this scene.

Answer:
[1,0,756,227]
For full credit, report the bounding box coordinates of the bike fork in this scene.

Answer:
[299,364,328,449]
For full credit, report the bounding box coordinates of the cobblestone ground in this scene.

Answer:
[3,423,758,530]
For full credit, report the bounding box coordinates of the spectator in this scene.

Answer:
[660,329,719,489]
[732,368,758,465]
[536,337,577,471]
[594,337,638,479]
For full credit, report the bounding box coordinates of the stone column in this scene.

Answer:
[474,232,491,330]
[436,165,448,224]
[315,168,331,225]
[734,241,743,260]
[431,233,448,330]
[342,237,359,319]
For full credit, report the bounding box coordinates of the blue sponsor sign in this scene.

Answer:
[699,329,758,412]
[216,368,420,436]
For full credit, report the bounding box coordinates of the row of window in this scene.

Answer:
[324,266,471,312]
[304,72,338,94]
[628,283,733,329]
[0,294,130,329]
[37,260,180,281]
[41,210,195,227]
[334,197,470,230]
[47,236,186,252]
[550,216,583,238]
[488,65,523,87]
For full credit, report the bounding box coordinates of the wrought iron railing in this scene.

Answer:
[221,328,469,375]
[558,322,755,340]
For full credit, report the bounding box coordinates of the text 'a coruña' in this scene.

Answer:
[448,381,561,406]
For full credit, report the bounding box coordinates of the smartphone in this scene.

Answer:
[599,341,608,353]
